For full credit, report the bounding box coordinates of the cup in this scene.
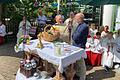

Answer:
[54,44,61,56]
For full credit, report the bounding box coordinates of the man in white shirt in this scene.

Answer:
[0,20,6,44]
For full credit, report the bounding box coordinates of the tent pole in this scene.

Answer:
[57,0,60,12]
[102,5,115,31]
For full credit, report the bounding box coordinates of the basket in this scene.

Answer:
[41,25,60,42]
[20,52,42,78]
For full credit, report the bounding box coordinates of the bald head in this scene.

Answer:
[55,15,64,24]
[74,13,85,24]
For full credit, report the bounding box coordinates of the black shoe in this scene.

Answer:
[104,66,110,72]
[73,74,79,80]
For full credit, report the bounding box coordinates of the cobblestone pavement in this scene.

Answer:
[0,42,120,80]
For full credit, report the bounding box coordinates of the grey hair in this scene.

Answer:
[55,15,64,20]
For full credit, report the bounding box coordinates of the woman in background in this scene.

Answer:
[0,20,6,44]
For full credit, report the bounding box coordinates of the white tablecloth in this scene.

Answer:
[16,69,53,80]
[17,39,85,73]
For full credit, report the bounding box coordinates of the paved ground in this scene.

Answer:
[0,42,120,80]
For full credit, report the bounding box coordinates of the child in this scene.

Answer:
[91,32,103,53]
[89,23,98,37]
[89,32,103,66]
[89,23,98,43]
[86,32,103,51]
[101,32,114,71]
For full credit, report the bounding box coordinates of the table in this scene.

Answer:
[16,39,85,80]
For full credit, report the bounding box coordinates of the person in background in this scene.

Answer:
[89,23,98,37]
[58,10,65,21]
[86,32,104,66]
[101,32,114,72]
[53,15,69,43]
[113,30,118,39]
[91,32,103,53]
[88,23,98,44]
[37,8,47,25]
[64,12,76,44]
[0,20,6,44]
[86,32,102,51]
[36,8,47,34]
[113,29,120,68]
[72,13,89,80]
[55,15,64,25]
[64,12,75,27]
[101,25,109,38]
[99,26,104,33]
[17,16,31,43]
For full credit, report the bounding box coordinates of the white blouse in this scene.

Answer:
[0,24,6,37]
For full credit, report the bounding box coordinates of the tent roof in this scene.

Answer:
[0,0,17,3]
[76,0,120,5]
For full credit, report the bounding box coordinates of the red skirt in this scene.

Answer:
[86,50,102,66]
[90,51,102,66]
[0,36,4,45]
[86,50,91,65]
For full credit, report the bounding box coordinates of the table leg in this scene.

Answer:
[65,64,76,80]
[53,66,65,80]
[42,60,54,75]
